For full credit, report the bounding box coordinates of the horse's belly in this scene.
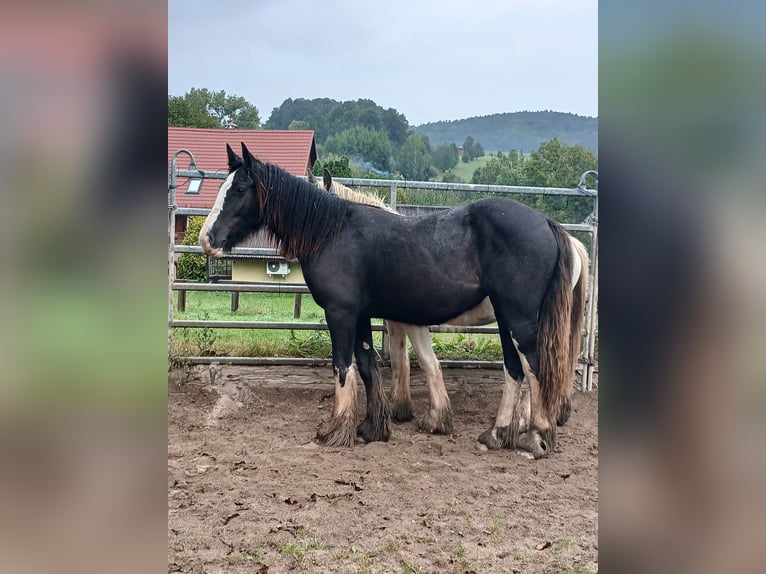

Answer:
[368,283,484,326]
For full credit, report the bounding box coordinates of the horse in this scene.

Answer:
[313,170,589,436]
[201,143,588,458]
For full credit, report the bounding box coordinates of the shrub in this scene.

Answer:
[176,216,207,281]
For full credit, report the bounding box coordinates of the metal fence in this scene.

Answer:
[168,150,598,390]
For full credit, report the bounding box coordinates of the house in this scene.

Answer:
[169,127,317,283]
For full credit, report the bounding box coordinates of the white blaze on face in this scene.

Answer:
[199,171,235,258]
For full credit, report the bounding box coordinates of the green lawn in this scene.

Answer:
[171,291,501,361]
[451,155,493,182]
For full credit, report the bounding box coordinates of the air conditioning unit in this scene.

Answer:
[266,260,291,277]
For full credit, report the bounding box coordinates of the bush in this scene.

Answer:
[176,216,207,281]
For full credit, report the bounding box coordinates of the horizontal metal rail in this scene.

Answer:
[173,281,310,294]
[174,169,598,198]
[171,319,500,334]
[170,159,598,390]
[176,356,505,369]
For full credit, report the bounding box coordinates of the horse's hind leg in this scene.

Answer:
[316,312,358,447]
[478,318,527,450]
[511,331,557,459]
[355,317,392,443]
[405,325,453,434]
[387,321,414,422]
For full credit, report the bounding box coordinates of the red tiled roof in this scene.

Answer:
[168,127,317,209]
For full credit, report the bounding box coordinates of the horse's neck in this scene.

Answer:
[261,165,348,259]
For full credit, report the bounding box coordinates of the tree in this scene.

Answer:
[168,88,260,129]
[460,135,485,162]
[519,137,597,222]
[312,154,352,178]
[324,126,394,172]
[288,119,311,130]
[471,138,597,223]
[399,133,433,180]
[432,143,460,171]
[168,89,219,128]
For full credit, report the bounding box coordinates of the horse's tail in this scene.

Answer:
[537,221,589,422]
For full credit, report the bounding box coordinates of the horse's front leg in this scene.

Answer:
[315,312,358,447]
[355,317,391,443]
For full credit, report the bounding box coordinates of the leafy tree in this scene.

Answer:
[231,104,261,129]
[437,169,464,183]
[288,119,311,130]
[176,216,207,281]
[432,143,460,171]
[168,89,219,128]
[472,137,596,223]
[324,126,394,172]
[266,98,409,147]
[312,154,352,178]
[461,135,485,162]
[168,88,260,129]
[519,137,597,222]
[381,108,409,147]
[399,133,433,180]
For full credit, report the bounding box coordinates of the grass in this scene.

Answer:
[451,155,493,182]
[172,291,502,361]
[488,515,501,536]
[551,537,575,553]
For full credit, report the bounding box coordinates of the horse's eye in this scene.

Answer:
[236,185,246,194]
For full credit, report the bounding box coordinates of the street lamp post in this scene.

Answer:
[168,149,201,366]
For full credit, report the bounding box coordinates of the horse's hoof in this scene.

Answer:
[518,427,556,459]
[316,417,356,448]
[556,397,572,426]
[478,427,505,450]
[357,417,391,443]
[390,401,413,422]
[418,410,454,435]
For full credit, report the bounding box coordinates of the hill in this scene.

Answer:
[413,111,597,154]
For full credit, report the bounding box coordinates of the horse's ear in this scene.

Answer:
[307,171,317,185]
[323,168,333,191]
[241,142,260,173]
[226,143,242,171]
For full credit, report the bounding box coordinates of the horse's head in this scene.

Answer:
[200,142,264,258]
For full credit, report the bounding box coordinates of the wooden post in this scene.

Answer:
[293,293,302,318]
[231,291,239,312]
[178,289,186,312]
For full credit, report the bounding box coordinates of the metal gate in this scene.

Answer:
[168,150,598,390]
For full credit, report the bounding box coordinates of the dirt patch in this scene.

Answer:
[168,365,598,573]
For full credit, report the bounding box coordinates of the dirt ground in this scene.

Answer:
[168,365,598,574]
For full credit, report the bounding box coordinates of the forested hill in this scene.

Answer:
[413,111,597,153]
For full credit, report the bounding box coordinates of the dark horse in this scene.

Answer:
[200,143,587,458]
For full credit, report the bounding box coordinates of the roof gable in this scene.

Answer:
[168,127,317,209]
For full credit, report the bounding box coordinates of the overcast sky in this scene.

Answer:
[168,0,597,126]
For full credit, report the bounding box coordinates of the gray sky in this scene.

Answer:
[168,0,597,126]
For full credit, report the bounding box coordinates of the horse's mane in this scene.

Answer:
[255,162,350,260]
[325,180,396,214]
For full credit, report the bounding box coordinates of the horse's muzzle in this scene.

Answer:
[199,229,224,259]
